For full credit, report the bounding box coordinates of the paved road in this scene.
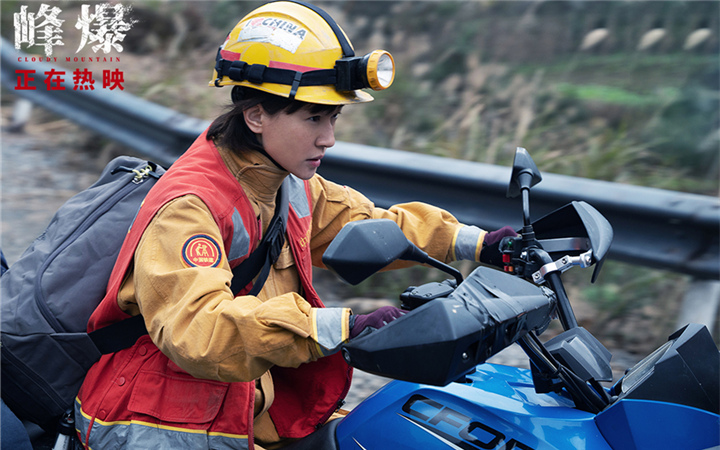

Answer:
[1,131,101,263]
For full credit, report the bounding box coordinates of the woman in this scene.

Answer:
[75,2,515,449]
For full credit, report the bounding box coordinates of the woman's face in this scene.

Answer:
[245,104,342,180]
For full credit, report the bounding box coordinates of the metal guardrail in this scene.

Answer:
[318,144,720,280]
[2,38,719,280]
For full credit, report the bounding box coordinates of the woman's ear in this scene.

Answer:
[243,105,264,134]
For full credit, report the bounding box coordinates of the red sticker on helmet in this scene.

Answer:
[182,235,222,268]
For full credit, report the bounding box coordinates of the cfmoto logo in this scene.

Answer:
[400,394,535,450]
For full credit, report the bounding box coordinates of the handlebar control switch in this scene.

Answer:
[501,236,522,273]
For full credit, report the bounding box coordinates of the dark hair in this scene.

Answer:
[208,86,339,155]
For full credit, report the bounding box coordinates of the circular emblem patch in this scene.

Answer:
[182,234,222,268]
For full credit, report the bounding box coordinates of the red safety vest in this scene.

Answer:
[76,131,351,449]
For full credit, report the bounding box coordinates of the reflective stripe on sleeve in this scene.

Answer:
[311,307,351,356]
[453,226,486,262]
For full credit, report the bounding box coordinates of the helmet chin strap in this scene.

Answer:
[258,148,286,172]
[251,128,287,172]
[229,86,293,171]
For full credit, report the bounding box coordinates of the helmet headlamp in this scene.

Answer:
[368,50,395,90]
[335,50,395,92]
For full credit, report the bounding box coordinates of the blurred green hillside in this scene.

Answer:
[332,1,719,196]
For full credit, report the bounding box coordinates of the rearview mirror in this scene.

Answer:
[323,219,465,285]
[322,219,421,285]
[507,147,542,199]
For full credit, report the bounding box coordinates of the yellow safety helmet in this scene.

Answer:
[210,0,395,105]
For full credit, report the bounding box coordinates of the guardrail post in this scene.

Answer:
[8,98,33,133]
[676,279,720,335]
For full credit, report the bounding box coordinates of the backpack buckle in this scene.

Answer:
[131,166,153,184]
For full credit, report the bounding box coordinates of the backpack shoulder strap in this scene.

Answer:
[90,177,291,354]
[88,314,147,354]
[230,176,290,296]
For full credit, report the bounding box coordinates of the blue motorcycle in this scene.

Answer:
[289,147,720,450]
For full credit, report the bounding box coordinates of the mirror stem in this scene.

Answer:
[425,257,464,285]
[403,245,464,285]
[521,188,536,245]
[522,188,531,227]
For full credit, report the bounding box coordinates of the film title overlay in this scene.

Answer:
[13,3,138,91]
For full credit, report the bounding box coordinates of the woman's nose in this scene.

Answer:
[317,121,335,148]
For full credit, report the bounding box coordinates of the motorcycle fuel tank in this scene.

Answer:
[337,324,720,450]
[336,363,611,450]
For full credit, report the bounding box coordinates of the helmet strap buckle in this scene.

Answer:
[289,72,303,100]
[246,64,267,85]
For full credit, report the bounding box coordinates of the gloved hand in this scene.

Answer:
[479,226,517,267]
[349,306,406,339]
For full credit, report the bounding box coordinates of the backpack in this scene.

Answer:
[1,251,8,276]
[0,155,290,431]
[0,156,165,429]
